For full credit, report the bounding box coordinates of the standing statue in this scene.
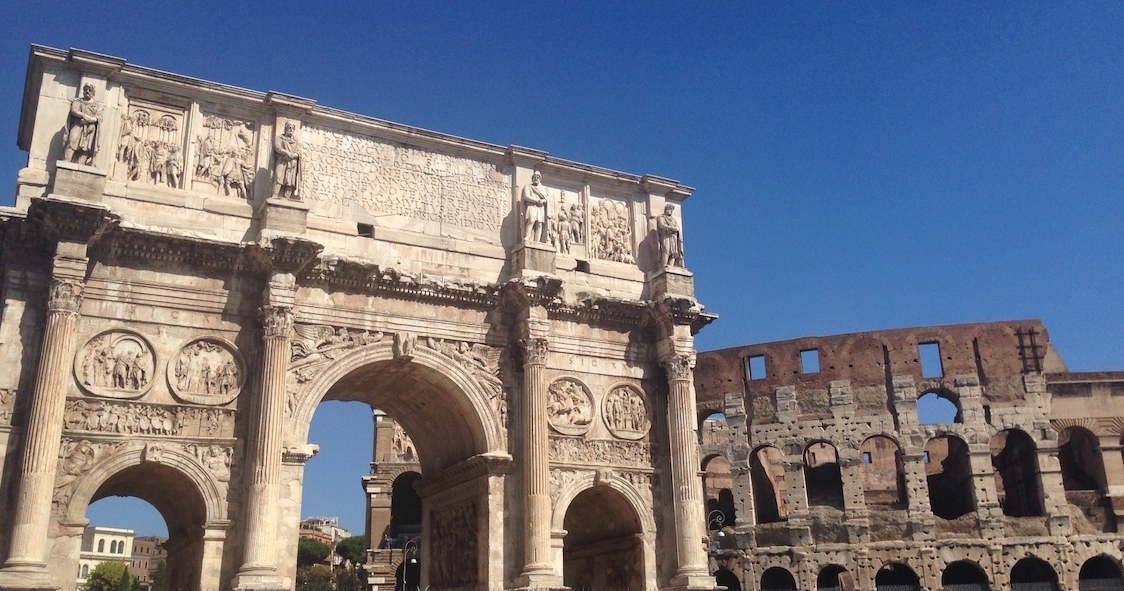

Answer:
[271,121,302,200]
[656,203,684,268]
[64,84,102,165]
[521,170,548,243]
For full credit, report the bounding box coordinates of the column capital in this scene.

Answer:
[47,279,83,315]
[518,337,550,366]
[660,352,695,381]
[260,305,295,339]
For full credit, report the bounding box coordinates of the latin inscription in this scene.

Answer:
[300,126,510,233]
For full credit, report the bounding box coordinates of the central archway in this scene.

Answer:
[291,341,510,590]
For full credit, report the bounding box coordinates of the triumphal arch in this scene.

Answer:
[0,46,717,591]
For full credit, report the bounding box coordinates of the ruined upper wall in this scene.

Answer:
[695,320,1068,412]
[11,46,698,301]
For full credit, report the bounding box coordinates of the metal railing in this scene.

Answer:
[1080,579,1124,591]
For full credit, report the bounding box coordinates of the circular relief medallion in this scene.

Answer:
[74,330,156,399]
[168,338,245,405]
[547,378,593,436]
[602,384,651,440]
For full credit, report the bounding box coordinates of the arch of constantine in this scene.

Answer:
[0,46,716,591]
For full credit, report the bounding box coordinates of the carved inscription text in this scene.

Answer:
[300,126,509,233]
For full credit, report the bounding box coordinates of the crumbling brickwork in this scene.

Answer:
[696,320,1124,591]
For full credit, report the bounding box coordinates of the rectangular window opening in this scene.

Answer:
[919,342,943,378]
[576,260,591,273]
[862,452,872,464]
[922,451,930,463]
[747,355,766,380]
[357,223,374,238]
[800,349,819,374]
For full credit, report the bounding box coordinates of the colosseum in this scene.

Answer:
[694,320,1124,591]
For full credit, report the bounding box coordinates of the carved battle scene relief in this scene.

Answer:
[194,114,257,199]
[548,378,593,436]
[75,331,156,399]
[602,384,651,440]
[429,500,478,588]
[299,125,510,234]
[588,196,635,264]
[112,99,186,188]
[63,398,236,439]
[169,338,244,405]
[549,436,652,467]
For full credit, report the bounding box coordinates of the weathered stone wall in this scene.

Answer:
[697,321,1124,591]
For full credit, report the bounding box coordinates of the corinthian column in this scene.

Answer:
[2,280,83,578]
[515,336,559,588]
[661,352,712,588]
[235,304,294,588]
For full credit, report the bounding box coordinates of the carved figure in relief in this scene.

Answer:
[79,333,153,394]
[656,203,685,268]
[553,193,572,254]
[391,422,416,461]
[55,439,96,498]
[272,121,302,200]
[547,379,593,435]
[203,445,233,481]
[115,109,183,188]
[194,116,256,198]
[569,202,585,243]
[64,84,101,165]
[521,170,549,243]
[603,386,651,439]
[590,199,635,264]
[0,389,13,425]
[172,340,242,402]
[549,437,651,466]
[430,502,478,588]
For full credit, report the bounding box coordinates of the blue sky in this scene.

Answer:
[3,2,1122,537]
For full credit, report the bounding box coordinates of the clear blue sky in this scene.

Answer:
[3,2,1121,537]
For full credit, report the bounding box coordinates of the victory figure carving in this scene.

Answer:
[271,121,302,200]
[64,84,102,165]
[656,203,684,268]
[521,170,548,243]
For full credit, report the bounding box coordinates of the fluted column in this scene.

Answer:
[3,279,83,574]
[662,352,712,588]
[236,304,294,585]
[516,336,557,587]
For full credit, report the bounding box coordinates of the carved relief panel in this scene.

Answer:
[549,437,652,467]
[63,398,236,439]
[74,330,156,399]
[168,338,244,405]
[602,384,651,440]
[193,113,258,200]
[112,98,187,188]
[54,438,127,514]
[0,388,14,426]
[588,195,635,264]
[548,378,594,436]
[429,500,478,588]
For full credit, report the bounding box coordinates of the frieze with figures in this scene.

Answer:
[549,436,652,467]
[63,398,235,439]
[547,378,593,436]
[112,99,186,189]
[194,114,257,200]
[429,500,478,588]
[588,197,634,264]
[422,337,508,428]
[75,330,156,399]
[602,384,651,440]
[290,324,385,381]
[169,338,244,405]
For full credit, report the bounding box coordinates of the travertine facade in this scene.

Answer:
[694,321,1124,591]
[0,46,717,591]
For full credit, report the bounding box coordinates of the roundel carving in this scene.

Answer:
[75,330,156,399]
[168,338,244,405]
[603,384,651,440]
[547,378,593,436]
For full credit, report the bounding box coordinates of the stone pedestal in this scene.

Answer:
[649,267,694,299]
[51,161,106,201]
[259,198,309,234]
[512,242,557,277]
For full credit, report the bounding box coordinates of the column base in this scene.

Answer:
[669,571,718,590]
[230,567,286,591]
[513,567,564,590]
[0,563,56,590]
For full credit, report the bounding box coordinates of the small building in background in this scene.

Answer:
[129,536,168,590]
[77,526,134,587]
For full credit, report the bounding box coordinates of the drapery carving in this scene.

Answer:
[75,330,155,399]
[169,339,244,405]
[547,378,593,436]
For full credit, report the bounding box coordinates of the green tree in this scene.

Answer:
[297,537,330,568]
[116,566,133,591]
[334,536,366,565]
[296,564,333,591]
[85,561,128,591]
[150,560,167,591]
[335,564,362,591]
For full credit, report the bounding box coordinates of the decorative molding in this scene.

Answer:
[48,279,84,314]
[261,306,296,339]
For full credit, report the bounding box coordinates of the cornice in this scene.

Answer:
[27,197,119,246]
[414,453,513,498]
